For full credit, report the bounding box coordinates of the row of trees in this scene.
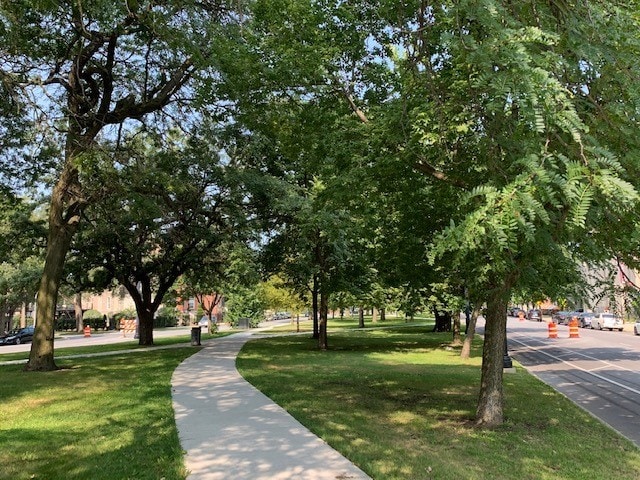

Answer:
[2,1,640,427]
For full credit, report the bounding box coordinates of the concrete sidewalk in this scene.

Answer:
[171,331,371,480]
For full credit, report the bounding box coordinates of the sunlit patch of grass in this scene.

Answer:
[0,348,195,480]
[238,327,640,480]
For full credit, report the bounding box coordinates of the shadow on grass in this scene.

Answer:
[238,328,640,480]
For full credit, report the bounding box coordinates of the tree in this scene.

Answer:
[67,130,244,345]
[0,192,45,331]
[262,275,307,319]
[238,0,640,426]
[391,1,640,426]
[0,1,242,369]
[222,243,266,327]
[176,273,225,333]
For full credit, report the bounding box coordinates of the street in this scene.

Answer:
[0,325,197,355]
[504,317,640,448]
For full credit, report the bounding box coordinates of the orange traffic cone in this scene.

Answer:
[548,322,558,339]
[569,318,580,338]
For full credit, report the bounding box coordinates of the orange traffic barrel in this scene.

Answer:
[569,318,580,338]
[548,322,558,339]
[83,325,91,337]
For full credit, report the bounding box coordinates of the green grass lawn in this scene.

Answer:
[237,325,640,480]
[3,323,640,480]
[261,314,431,334]
[0,348,197,480]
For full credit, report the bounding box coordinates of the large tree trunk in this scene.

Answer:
[475,290,509,427]
[25,127,86,371]
[318,290,328,350]
[129,280,158,346]
[358,306,365,328]
[138,308,155,346]
[26,213,77,371]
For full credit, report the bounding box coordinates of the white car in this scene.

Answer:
[591,313,623,331]
[634,320,640,336]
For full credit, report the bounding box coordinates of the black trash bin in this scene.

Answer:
[190,326,202,346]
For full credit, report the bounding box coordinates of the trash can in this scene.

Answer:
[238,317,250,330]
[190,326,202,346]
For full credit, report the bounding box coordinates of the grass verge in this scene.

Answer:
[237,325,640,480]
[0,347,197,480]
[0,331,230,363]
[260,315,431,334]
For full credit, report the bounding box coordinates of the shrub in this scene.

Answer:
[55,313,76,331]
[83,310,107,330]
[154,307,178,328]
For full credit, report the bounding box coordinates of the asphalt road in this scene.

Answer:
[0,325,199,355]
[503,317,640,448]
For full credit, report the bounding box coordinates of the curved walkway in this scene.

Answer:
[171,331,371,480]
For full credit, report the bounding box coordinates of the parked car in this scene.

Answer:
[635,320,640,335]
[559,311,581,325]
[507,306,523,317]
[591,313,623,331]
[577,312,594,328]
[527,309,542,321]
[552,311,570,324]
[0,326,35,345]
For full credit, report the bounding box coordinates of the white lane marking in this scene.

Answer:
[509,332,640,374]
[509,336,640,396]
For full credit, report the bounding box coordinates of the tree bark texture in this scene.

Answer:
[452,309,462,346]
[26,155,86,371]
[475,291,508,427]
[137,308,155,346]
[358,306,365,328]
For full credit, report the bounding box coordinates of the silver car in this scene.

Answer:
[591,313,623,331]
[578,312,594,328]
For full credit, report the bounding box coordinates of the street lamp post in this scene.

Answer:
[503,335,513,369]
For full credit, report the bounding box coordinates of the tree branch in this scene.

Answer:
[338,87,369,124]
[413,159,467,188]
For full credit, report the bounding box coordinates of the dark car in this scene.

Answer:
[0,326,35,345]
[507,306,522,317]
[567,311,583,325]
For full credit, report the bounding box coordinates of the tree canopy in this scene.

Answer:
[3,0,640,428]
